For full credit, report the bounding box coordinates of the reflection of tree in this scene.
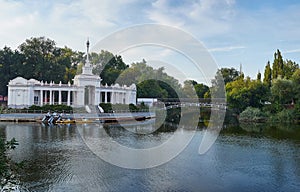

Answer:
[239,123,300,140]
[7,124,78,190]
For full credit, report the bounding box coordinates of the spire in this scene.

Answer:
[239,63,242,74]
[82,38,93,75]
[86,38,90,66]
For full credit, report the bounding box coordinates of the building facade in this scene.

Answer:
[7,41,136,108]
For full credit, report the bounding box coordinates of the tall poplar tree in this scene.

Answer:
[263,61,272,87]
[272,49,284,79]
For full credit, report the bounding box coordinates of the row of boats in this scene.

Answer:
[41,112,75,125]
[41,112,153,125]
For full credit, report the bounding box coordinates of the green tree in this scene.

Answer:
[137,80,168,98]
[182,80,197,98]
[0,47,24,95]
[212,67,240,85]
[271,79,294,112]
[194,83,209,98]
[263,61,272,87]
[91,50,128,85]
[283,59,299,79]
[291,69,300,103]
[257,71,261,81]
[117,60,182,98]
[211,68,239,99]
[272,49,284,79]
[226,77,269,113]
[18,37,74,83]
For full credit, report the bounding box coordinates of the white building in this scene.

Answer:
[7,41,136,108]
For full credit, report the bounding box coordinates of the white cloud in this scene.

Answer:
[0,0,300,81]
[147,0,236,39]
[283,49,300,54]
[0,0,141,50]
[208,45,245,52]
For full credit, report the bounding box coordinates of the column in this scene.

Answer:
[40,90,43,106]
[118,93,122,103]
[105,92,107,103]
[50,90,53,105]
[67,90,71,106]
[111,92,114,104]
[99,92,102,104]
[58,90,62,105]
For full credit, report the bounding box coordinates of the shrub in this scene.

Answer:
[269,109,295,123]
[99,103,112,113]
[239,107,267,122]
[28,104,72,112]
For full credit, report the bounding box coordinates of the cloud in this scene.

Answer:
[0,0,143,50]
[147,0,236,38]
[208,45,245,52]
[283,49,300,54]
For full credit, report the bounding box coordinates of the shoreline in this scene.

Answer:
[0,112,155,123]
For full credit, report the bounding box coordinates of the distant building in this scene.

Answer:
[7,40,136,108]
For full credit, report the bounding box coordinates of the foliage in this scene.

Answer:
[291,69,300,102]
[117,61,181,99]
[226,77,269,113]
[210,67,240,99]
[270,78,294,106]
[194,83,209,98]
[272,49,284,79]
[99,103,113,112]
[212,68,240,85]
[0,138,19,188]
[182,80,209,98]
[0,37,83,96]
[91,50,129,86]
[263,61,272,87]
[137,80,168,98]
[269,109,295,123]
[28,104,73,112]
[284,60,299,79]
[239,107,267,122]
[257,71,261,81]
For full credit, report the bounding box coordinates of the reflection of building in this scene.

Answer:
[7,40,136,108]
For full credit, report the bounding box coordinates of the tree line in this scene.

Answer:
[215,49,300,122]
[1,37,299,122]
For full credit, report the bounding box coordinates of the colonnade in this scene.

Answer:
[37,89,73,106]
[101,91,127,104]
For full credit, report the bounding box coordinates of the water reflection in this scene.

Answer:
[0,122,299,192]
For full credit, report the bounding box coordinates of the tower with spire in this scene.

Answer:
[73,39,101,87]
[82,38,93,75]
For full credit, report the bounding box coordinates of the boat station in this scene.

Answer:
[7,40,137,108]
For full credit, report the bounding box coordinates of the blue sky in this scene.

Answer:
[1,0,300,84]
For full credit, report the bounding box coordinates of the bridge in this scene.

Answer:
[155,98,227,110]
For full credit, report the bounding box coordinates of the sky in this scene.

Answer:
[1,0,300,84]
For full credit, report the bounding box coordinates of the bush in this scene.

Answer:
[269,109,295,123]
[28,104,72,112]
[99,103,113,113]
[239,107,267,122]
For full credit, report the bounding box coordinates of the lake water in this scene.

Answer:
[1,121,299,192]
